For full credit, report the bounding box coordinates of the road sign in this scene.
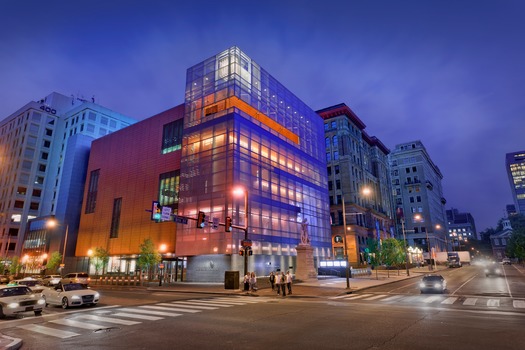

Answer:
[241,239,252,247]
[212,217,219,229]
[173,215,188,224]
[161,206,172,221]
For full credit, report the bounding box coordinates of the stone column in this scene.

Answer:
[295,244,317,281]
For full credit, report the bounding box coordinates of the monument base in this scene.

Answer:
[295,244,317,281]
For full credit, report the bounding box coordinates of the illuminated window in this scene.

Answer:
[162,119,183,154]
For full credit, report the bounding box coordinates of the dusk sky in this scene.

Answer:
[1,1,524,232]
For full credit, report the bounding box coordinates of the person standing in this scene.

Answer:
[286,270,293,295]
[243,273,250,292]
[275,272,281,295]
[280,272,287,297]
[269,271,275,290]
[249,272,257,292]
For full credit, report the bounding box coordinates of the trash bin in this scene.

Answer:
[224,271,239,289]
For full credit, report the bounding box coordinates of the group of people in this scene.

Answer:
[269,270,292,296]
[243,272,258,292]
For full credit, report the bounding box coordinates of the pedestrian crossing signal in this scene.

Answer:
[239,249,244,256]
[152,201,161,221]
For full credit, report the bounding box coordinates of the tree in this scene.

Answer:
[506,232,525,262]
[9,256,23,277]
[91,247,110,276]
[136,238,161,284]
[46,251,62,273]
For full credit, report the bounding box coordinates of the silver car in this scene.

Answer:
[0,285,45,318]
[41,283,99,309]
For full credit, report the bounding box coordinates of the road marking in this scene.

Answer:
[178,300,234,307]
[423,296,442,303]
[50,319,107,330]
[363,294,388,301]
[441,297,458,305]
[168,302,220,310]
[151,304,202,313]
[198,299,248,305]
[381,295,403,302]
[216,297,270,303]
[487,299,500,307]
[344,294,374,300]
[513,300,525,308]
[75,314,141,325]
[17,324,79,339]
[111,312,164,321]
[463,298,477,306]
[119,307,184,317]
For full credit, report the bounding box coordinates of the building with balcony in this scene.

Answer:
[389,140,448,261]
[317,103,395,267]
[0,92,136,272]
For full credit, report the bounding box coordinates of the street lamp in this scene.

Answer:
[400,217,410,276]
[341,195,351,289]
[233,187,249,277]
[158,244,167,286]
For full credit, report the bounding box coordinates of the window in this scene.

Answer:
[32,189,42,197]
[45,129,53,136]
[159,171,180,206]
[331,121,336,129]
[85,169,100,214]
[34,176,44,185]
[328,181,333,191]
[416,196,421,202]
[14,201,24,209]
[326,153,331,162]
[41,152,49,160]
[332,136,338,148]
[335,165,340,174]
[327,166,331,176]
[162,119,183,154]
[406,167,410,173]
[30,202,39,210]
[43,140,51,148]
[17,187,27,195]
[336,180,341,190]
[110,198,122,238]
[410,197,414,203]
[38,164,46,172]
[334,235,343,243]
[412,166,417,172]
[333,151,339,160]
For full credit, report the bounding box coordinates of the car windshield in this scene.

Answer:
[18,280,39,286]
[0,287,33,297]
[63,283,88,291]
[423,276,443,281]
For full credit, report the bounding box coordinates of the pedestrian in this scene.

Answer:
[243,273,250,292]
[249,272,257,292]
[286,270,292,295]
[269,271,275,290]
[280,272,286,297]
[276,271,282,295]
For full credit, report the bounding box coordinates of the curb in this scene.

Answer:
[0,334,22,350]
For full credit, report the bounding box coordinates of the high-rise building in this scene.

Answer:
[0,92,136,271]
[446,208,478,244]
[317,103,394,267]
[389,140,447,261]
[506,151,525,215]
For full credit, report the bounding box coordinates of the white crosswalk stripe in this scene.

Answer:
[155,303,203,312]
[124,307,184,317]
[441,297,458,305]
[364,294,388,301]
[17,324,80,339]
[345,294,374,300]
[168,302,220,310]
[381,295,403,302]
[423,296,442,303]
[174,300,235,307]
[141,305,201,313]
[513,300,525,308]
[50,319,108,330]
[111,312,164,321]
[487,299,500,307]
[463,298,477,306]
[76,314,142,325]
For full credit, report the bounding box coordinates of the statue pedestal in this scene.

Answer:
[295,244,317,281]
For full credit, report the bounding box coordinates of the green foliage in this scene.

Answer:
[506,231,525,261]
[91,247,110,275]
[46,251,62,271]
[9,256,22,276]
[137,238,162,271]
[381,238,405,267]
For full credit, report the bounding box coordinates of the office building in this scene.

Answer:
[0,92,136,272]
[446,208,478,245]
[506,151,525,215]
[317,103,394,266]
[390,140,447,260]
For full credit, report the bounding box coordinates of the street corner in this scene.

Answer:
[0,334,22,350]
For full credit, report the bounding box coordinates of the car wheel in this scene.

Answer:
[34,310,42,316]
[61,297,69,309]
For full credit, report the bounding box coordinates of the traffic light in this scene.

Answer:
[239,249,244,256]
[225,216,232,232]
[152,201,161,221]
[197,211,206,228]
[248,248,253,256]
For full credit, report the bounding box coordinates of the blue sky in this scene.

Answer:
[1,0,524,232]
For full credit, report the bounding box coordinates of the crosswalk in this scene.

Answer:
[330,293,525,310]
[17,296,271,339]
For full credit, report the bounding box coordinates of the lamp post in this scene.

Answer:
[341,195,350,289]
[233,187,249,277]
[400,218,410,276]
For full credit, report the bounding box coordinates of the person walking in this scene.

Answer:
[276,271,282,295]
[286,270,293,295]
[269,271,275,291]
[243,273,250,292]
[249,272,257,292]
[280,272,287,297]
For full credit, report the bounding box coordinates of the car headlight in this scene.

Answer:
[71,295,81,300]
[419,283,425,288]
[94,293,100,298]
[484,269,489,273]
[495,269,501,274]
[37,299,45,305]
[7,302,19,309]
[434,283,442,288]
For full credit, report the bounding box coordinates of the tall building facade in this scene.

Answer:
[506,151,525,215]
[177,47,331,281]
[317,104,394,267]
[390,141,447,260]
[0,92,135,271]
[446,208,478,244]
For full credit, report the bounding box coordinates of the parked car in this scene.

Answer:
[42,275,62,286]
[485,262,503,277]
[0,285,45,318]
[41,283,99,309]
[502,258,511,265]
[419,274,447,294]
[10,278,45,294]
[61,272,90,286]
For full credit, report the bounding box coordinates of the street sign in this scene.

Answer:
[212,217,219,229]
[161,206,172,221]
[241,239,252,247]
[173,215,188,224]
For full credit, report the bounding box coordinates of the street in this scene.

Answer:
[0,264,523,349]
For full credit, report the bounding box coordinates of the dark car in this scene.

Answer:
[419,274,447,294]
[484,263,503,277]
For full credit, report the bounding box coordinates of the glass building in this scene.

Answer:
[506,151,525,216]
[177,47,331,281]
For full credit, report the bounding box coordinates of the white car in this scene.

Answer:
[12,278,45,294]
[0,285,45,318]
[42,275,62,286]
[41,283,99,309]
